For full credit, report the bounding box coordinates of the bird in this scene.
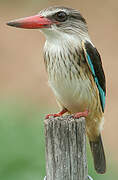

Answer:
[7,6,106,174]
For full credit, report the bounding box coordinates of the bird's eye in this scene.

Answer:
[54,11,68,22]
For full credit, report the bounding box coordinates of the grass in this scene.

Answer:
[0,100,117,180]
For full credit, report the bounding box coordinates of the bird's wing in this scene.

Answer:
[82,41,106,112]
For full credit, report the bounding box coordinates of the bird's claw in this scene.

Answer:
[45,113,61,119]
[45,109,68,119]
[73,109,89,119]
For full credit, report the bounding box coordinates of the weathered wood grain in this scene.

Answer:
[44,115,88,180]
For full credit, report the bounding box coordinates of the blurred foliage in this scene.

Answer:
[0,0,44,3]
[0,100,117,180]
[0,0,47,10]
[0,101,46,180]
[0,0,48,5]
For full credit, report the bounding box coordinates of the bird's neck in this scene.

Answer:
[44,32,90,58]
[46,30,89,45]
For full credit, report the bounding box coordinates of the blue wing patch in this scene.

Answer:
[86,53,105,111]
[82,40,106,112]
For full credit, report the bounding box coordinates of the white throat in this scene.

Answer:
[41,27,90,48]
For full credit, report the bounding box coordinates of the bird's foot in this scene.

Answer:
[45,108,67,119]
[73,109,89,119]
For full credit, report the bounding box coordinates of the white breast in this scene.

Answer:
[44,38,95,113]
[49,73,93,113]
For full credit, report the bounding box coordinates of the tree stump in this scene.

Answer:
[44,115,88,180]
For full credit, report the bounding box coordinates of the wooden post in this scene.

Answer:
[44,115,88,180]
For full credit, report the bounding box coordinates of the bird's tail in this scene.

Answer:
[89,134,106,174]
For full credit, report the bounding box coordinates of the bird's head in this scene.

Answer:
[7,6,88,41]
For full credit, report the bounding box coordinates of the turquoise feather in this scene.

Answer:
[86,53,105,111]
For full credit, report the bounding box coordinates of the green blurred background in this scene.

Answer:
[1,0,118,179]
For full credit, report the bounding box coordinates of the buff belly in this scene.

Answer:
[48,73,103,141]
[49,72,97,113]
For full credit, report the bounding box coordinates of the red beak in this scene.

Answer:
[7,14,53,29]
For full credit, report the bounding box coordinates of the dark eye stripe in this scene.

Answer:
[46,9,86,24]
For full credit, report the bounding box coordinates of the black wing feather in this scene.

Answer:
[84,41,106,94]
